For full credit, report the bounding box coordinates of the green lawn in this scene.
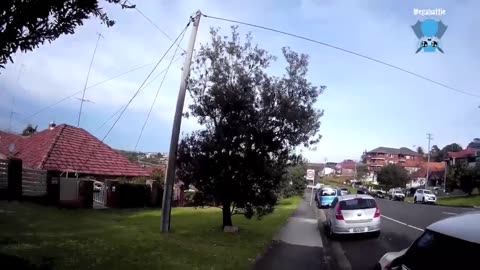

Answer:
[0,196,301,270]
[437,195,480,207]
[321,177,356,194]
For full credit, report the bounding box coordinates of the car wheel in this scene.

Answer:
[327,222,336,239]
[414,196,417,203]
[371,231,380,238]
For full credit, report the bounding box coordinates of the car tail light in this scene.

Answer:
[335,203,344,220]
[374,205,380,218]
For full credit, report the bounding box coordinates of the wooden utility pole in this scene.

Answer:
[425,133,433,188]
[161,11,202,233]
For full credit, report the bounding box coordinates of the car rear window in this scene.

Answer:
[402,230,480,269]
[321,189,336,196]
[340,198,376,210]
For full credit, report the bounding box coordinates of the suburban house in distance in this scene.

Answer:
[0,122,149,180]
[446,147,480,167]
[365,147,424,173]
[408,162,446,188]
[336,159,356,177]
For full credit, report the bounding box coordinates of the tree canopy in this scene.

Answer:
[377,164,409,188]
[447,163,480,195]
[432,143,463,162]
[355,163,369,181]
[467,138,480,149]
[416,146,424,155]
[1,0,134,69]
[176,27,324,228]
[21,124,37,136]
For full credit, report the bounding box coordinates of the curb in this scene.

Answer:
[315,208,352,270]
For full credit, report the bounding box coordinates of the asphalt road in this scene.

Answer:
[321,198,478,270]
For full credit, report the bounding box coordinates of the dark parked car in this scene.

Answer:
[357,188,367,194]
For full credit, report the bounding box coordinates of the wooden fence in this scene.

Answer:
[0,159,7,189]
[22,167,47,196]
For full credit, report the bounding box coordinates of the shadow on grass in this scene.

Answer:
[0,253,53,270]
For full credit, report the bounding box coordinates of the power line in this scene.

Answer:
[133,25,188,151]
[202,14,480,99]
[78,33,103,127]
[127,0,186,53]
[22,62,155,121]
[75,22,191,172]
[95,54,183,132]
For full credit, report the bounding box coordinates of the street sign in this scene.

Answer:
[306,169,315,180]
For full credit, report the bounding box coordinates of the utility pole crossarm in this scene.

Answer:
[161,11,202,233]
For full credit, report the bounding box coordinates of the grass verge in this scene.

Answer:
[437,195,480,207]
[0,196,301,270]
[321,177,356,194]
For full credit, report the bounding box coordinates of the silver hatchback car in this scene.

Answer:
[324,194,381,238]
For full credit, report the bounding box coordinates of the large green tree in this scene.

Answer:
[433,143,463,162]
[278,161,308,198]
[0,0,134,68]
[447,163,480,195]
[176,27,324,228]
[377,164,409,188]
[355,163,369,181]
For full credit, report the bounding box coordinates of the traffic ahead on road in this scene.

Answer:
[313,186,480,270]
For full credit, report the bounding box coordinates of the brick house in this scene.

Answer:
[365,147,424,173]
[336,159,356,177]
[0,123,149,179]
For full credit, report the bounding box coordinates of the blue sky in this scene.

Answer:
[1,0,479,163]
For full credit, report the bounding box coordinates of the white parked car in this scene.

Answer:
[413,189,437,204]
[324,194,381,238]
[387,189,405,201]
[375,211,480,270]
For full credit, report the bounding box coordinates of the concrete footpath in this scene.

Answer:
[253,192,337,270]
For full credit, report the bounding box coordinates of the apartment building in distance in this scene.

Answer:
[365,147,425,174]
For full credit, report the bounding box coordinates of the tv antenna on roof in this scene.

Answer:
[75,97,95,104]
[8,143,16,156]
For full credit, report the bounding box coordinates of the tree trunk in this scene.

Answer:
[222,202,233,228]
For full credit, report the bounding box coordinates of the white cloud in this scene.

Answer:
[1,0,479,160]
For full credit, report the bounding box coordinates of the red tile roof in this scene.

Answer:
[403,159,425,168]
[0,124,149,177]
[144,164,166,175]
[448,148,480,159]
[410,162,445,178]
[338,160,356,170]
